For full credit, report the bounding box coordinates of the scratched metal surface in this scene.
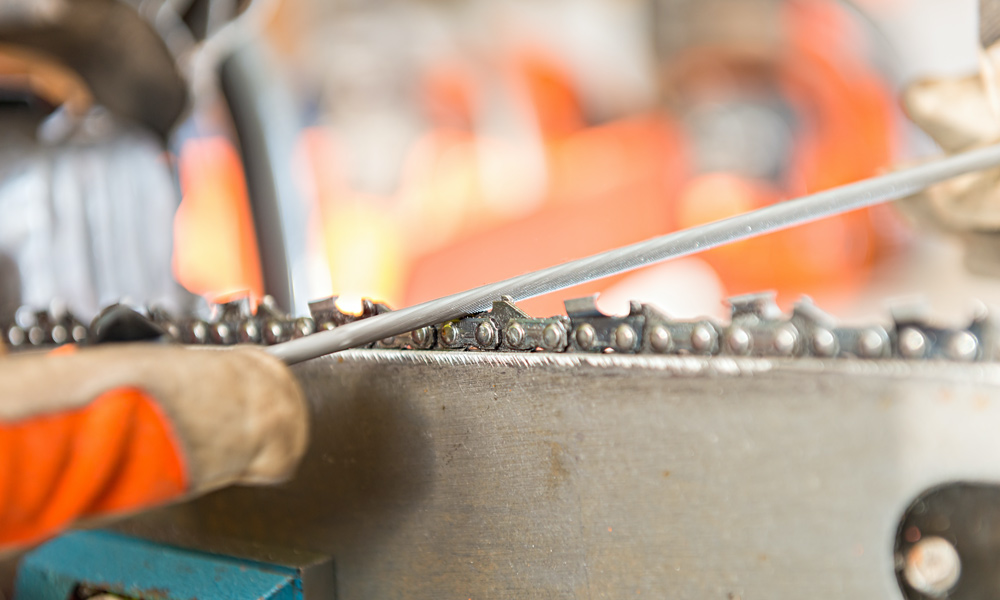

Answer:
[118,350,1000,598]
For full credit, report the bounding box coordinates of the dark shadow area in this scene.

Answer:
[895,482,1000,600]
[0,252,20,325]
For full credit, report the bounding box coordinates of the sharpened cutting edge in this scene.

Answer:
[267,143,1000,365]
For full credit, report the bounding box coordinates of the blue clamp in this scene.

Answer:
[15,530,334,600]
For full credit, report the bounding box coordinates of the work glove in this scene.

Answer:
[902,0,1000,275]
[0,344,308,550]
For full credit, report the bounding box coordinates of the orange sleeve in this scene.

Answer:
[0,387,189,549]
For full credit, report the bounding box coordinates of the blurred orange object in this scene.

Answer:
[386,48,688,315]
[0,387,186,549]
[675,173,875,298]
[671,0,896,302]
[403,114,690,317]
[173,136,264,302]
[400,0,895,312]
[289,0,898,316]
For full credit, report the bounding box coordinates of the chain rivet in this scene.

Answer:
[649,325,671,353]
[859,329,885,358]
[542,322,566,350]
[613,324,637,351]
[505,323,526,348]
[899,327,928,359]
[946,330,978,361]
[773,324,798,356]
[812,328,838,357]
[691,323,715,353]
[440,323,459,346]
[726,327,751,355]
[475,321,496,347]
[575,323,596,350]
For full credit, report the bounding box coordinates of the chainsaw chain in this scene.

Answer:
[4,292,997,362]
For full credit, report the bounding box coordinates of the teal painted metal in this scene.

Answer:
[15,531,304,600]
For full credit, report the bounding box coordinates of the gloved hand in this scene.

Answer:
[902,0,1000,275]
[904,75,1000,232]
[0,344,308,550]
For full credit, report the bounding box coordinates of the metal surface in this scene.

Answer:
[265,142,1000,364]
[14,530,335,599]
[117,349,1000,598]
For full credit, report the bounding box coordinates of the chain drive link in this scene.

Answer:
[4,292,998,362]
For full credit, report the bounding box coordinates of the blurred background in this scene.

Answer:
[0,0,991,328]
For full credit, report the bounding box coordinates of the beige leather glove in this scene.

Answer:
[0,345,309,490]
[902,1,1000,275]
[0,344,308,550]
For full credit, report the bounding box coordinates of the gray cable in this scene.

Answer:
[268,142,1000,365]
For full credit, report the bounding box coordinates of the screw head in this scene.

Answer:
[649,325,671,353]
[613,324,637,352]
[574,323,597,350]
[505,322,526,348]
[903,536,961,597]
[542,322,566,350]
